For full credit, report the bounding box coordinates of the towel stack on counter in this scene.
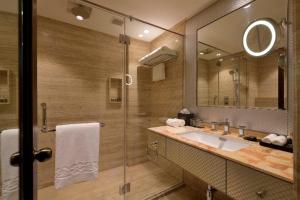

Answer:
[261,134,288,146]
[166,118,185,127]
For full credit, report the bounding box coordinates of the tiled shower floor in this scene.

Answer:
[38,161,187,200]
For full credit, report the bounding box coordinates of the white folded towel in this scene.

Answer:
[179,108,190,114]
[152,63,165,82]
[272,135,287,146]
[166,118,185,127]
[261,134,277,144]
[55,123,100,189]
[1,129,19,200]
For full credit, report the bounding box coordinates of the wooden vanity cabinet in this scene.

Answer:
[166,139,226,192]
[227,161,294,200]
[147,132,166,156]
[148,133,294,200]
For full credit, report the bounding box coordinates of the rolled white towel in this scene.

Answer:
[166,118,185,127]
[180,108,190,114]
[261,134,278,144]
[272,135,287,146]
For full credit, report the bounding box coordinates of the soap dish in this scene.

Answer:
[259,140,293,153]
[243,136,258,142]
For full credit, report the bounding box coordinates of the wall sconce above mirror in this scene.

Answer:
[196,0,288,110]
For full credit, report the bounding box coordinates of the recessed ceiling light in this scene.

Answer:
[216,53,221,57]
[71,4,92,21]
[76,15,84,21]
[144,29,150,34]
[199,52,204,55]
[175,39,179,43]
[138,34,144,38]
[244,4,251,9]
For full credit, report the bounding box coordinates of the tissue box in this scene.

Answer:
[177,113,194,126]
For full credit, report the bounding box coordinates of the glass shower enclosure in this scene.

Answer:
[0,0,184,199]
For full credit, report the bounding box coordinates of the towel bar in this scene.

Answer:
[41,122,105,133]
[40,103,105,133]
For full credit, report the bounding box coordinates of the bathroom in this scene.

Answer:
[0,0,299,199]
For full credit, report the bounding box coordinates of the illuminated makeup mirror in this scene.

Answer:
[243,18,279,57]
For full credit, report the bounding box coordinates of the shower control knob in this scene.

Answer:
[34,148,52,162]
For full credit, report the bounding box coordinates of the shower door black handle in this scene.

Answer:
[10,152,21,167]
[10,147,52,167]
[34,148,52,162]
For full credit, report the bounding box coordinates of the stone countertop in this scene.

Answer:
[148,126,293,183]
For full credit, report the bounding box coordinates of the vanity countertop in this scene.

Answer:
[148,126,293,183]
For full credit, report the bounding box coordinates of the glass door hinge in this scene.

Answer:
[119,34,131,45]
[119,183,131,195]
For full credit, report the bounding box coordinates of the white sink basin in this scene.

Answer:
[180,131,249,152]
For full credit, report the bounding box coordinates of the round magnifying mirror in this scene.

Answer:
[243,18,279,57]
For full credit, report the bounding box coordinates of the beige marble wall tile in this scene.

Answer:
[37,16,127,187]
[0,11,18,130]
[148,28,184,126]
[36,16,185,188]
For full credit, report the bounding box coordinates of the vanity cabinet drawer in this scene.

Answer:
[147,132,166,156]
[227,161,294,200]
[166,139,226,192]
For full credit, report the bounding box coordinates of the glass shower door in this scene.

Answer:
[124,18,184,200]
[36,1,127,199]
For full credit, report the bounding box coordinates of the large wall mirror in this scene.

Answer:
[196,0,288,110]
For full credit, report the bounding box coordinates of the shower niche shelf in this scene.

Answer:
[0,69,10,104]
[108,76,122,104]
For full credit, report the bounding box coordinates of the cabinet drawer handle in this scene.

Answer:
[256,190,265,198]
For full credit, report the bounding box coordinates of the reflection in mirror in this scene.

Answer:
[196,0,288,110]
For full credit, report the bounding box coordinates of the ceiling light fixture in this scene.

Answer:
[243,18,277,57]
[199,52,204,55]
[76,15,84,21]
[138,34,144,38]
[216,53,221,57]
[144,29,150,34]
[71,4,92,21]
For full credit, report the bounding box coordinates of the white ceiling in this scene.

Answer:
[88,0,217,29]
[0,0,217,42]
[197,0,288,59]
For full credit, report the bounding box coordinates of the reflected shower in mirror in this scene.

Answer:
[196,0,288,110]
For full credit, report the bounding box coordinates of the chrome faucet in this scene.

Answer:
[211,119,230,135]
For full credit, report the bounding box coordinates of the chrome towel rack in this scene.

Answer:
[40,103,105,133]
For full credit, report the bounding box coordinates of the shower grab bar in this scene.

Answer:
[40,103,105,133]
